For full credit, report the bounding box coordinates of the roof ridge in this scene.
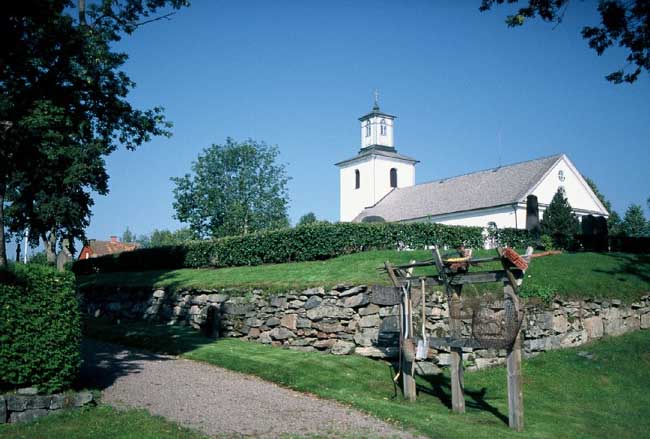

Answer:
[412,153,563,187]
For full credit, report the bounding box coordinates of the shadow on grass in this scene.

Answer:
[591,253,650,284]
[389,363,509,426]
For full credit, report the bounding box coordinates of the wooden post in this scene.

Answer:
[449,284,465,413]
[401,283,417,401]
[505,280,524,431]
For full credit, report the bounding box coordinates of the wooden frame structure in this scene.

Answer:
[385,246,528,431]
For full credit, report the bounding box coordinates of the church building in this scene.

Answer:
[336,100,609,228]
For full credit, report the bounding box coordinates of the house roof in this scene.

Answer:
[83,240,140,258]
[354,154,564,222]
[335,145,419,167]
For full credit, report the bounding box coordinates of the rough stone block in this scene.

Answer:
[265,317,281,327]
[304,296,322,310]
[17,388,38,396]
[415,362,441,376]
[353,328,378,347]
[354,346,399,358]
[331,340,355,355]
[270,327,295,340]
[358,314,380,328]
[9,409,48,424]
[259,331,272,344]
[152,289,165,298]
[306,305,353,321]
[553,314,568,333]
[370,286,401,306]
[583,316,604,339]
[302,287,324,296]
[270,297,287,308]
[641,313,650,329]
[358,304,380,316]
[339,285,366,297]
[208,293,229,303]
[280,314,298,330]
[248,327,261,338]
[313,339,337,349]
[223,302,255,315]
[313,322,344,333]
[343,293,369,308]
[296,317,312,329]
[73,391,93,408]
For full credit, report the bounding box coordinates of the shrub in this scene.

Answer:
[0,264,81,393]
[73,222,534,275]
[540,235,555,251]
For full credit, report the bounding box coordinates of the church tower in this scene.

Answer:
[335,94,418,222]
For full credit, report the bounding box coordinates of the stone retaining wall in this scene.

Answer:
[82,285,650,371]
[0,389,94,424]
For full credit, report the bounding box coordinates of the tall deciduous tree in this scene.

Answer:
[541,187,580,249]
[480,0,650,84]
[0,0,189,267]
[172,138,290,239]
[622,204,648,237]
[584,176,623,235]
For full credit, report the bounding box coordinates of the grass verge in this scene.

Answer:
[78,250,650,301]
[86,319,650,439]
[0,405,209,439]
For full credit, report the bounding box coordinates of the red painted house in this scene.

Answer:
[78,236,140,260]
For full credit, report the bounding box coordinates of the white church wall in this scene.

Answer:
[339,155,415,222]
[409,205,521,229]
[530,156,606,216]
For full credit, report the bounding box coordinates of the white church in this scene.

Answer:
[336,100,608,228]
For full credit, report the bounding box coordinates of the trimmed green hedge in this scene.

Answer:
[0,264,81,393]
[73,222,532,275]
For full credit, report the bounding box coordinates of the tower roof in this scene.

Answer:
[335,145,419,167]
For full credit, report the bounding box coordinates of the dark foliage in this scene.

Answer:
[72,222,531,274]
[0,264,81,393]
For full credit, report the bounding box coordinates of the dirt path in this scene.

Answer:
[80,340,421,438]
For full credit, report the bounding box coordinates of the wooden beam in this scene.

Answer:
[401,265,417,402]
[399,270,524,287]
[427,337,482,349]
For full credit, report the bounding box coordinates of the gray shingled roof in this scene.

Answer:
[335,146,419,167]
[354,154,563,222]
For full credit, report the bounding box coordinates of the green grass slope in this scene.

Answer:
[79,250,650,301]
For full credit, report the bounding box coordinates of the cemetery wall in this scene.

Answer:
[82,285,650,372]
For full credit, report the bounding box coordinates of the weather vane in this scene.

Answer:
[373,89,380,109]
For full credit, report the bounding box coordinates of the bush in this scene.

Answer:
[0,264,81,393]
[75,222,524,274]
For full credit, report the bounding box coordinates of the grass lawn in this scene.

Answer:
[0,405,209,439]
[79,250,650,301]
[86,319,650,439]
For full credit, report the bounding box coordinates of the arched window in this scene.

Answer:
[390,168,397,188]
[380,119,386,136]
[365,123,371,137]
[355,169,360,189]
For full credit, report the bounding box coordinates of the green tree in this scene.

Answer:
[122,227,135,243]
[141,228,195,247]
[172,138,290,239]
[0,0,189,267]
[541,188,580,249]
[480,0,650,84]
[297,212,318,227]
[622,204,648,237]
[584,176,623,235]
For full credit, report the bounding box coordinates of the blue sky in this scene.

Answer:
[33,1,650,250]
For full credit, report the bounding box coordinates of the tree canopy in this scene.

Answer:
[541,187,580,249]
[0,0,189,267]
[622,204,649,237]
[480,0,650,84]
[172,138,291,239]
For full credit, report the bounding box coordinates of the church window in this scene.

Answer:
[365,123,371,137]
[380,119,386,136]
[355,169,360,189]
[390,168,397,188]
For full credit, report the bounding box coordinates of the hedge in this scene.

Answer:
[73,222,532,275]
[0,264,81,393]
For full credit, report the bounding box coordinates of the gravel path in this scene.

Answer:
[81,340,421,438]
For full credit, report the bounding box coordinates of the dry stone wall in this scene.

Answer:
[82,285,650,371]
[0,389,94,424]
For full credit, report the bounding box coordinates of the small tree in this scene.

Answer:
[122,227,136,243]
[172,138,290,239]
[541,188,579,249]
[622,204,648,237]
[297,212,318,227]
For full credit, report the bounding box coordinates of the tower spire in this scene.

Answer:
[373,89,380,111]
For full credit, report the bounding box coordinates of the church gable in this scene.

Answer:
[526,155,608,216]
